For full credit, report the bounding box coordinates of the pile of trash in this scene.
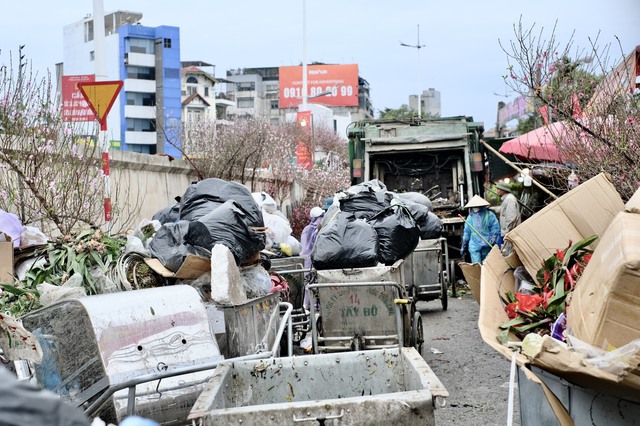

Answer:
[313,180,443,270]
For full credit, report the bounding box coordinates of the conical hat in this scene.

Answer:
[464,195,490,209]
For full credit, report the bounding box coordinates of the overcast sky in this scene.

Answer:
[1,0,638,129]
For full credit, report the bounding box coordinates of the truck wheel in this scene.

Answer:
[411,311,424,355]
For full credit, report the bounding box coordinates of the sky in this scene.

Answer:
[1,0,639,130]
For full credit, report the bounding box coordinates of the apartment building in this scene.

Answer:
[60,11,182,158]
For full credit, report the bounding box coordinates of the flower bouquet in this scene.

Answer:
[498,235,597,344]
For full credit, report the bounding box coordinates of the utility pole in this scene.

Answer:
[301,0,308,111]
[400,25,425,118]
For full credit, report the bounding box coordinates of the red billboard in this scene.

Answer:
[279,64,359,108]
[62,75,96,122]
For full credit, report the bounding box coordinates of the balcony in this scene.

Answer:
[125,105,156,119]
[124,79,156,93]
[124,52,155,67]
[125,131,157,145]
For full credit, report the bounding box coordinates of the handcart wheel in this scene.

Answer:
[440,279,448,311]
[411,311,424,354]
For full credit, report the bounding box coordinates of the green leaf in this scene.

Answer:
[514,318,551,333]
[500,316,528,329]
[562,235,598,267]
[91,251,106,270]
[497,329,510,345]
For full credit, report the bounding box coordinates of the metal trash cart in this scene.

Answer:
[309,262,424,355]
[402,237,451,310]
[268,255,312,346]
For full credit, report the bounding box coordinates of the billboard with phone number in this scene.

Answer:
[279,64,359,108]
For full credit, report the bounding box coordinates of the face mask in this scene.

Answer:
[472,207,480,213]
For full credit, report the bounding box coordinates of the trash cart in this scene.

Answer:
[403,237,450,310]
[187,347,448,426]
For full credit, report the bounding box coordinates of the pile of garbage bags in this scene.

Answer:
[313,180,443,270]
[150,178,267,271]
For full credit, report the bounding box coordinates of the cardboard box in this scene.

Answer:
[480,247,640,406]
[145,254,210,279]
[479,174,640,421]
[505,173,623,278]
[0,235,14,284]
[566,210,640,349]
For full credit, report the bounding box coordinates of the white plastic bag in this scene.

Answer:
[37,272,87,306]
[19,226,48,247]
[262,211,292,247]
[0,210,23,248]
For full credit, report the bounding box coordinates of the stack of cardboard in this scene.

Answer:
[478,173,640,422]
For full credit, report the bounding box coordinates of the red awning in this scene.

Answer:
[499,121,568,162]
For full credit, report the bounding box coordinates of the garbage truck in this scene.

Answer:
[346,116,487,287]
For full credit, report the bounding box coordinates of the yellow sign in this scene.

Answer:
[78,81,123,130]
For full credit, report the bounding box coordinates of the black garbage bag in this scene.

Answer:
[395,191,433,211]
[149,220,207,272]
[368,205,420,265]
[186,200,265,264]
[400,199,443,239]
[339,181,393,220]
[312,212,379,270]
[420,211,444,239]
[152,203,180,224]
[179,178,264,228]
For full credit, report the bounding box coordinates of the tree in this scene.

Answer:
[378,104,415,120]
[516,113,536,135]
[501,19,640,199]
[180,116,349,209]
[0,50,138,235]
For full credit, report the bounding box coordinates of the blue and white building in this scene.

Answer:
[61,11,182,157]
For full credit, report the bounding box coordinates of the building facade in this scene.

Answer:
[61,11,182,158]
[409,88,441,117]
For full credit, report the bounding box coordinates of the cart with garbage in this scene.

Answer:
[308,261,424,355]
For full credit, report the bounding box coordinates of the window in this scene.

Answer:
[164,38,172,48]
[187,108,203,123]
[126,118,156,132]
[237,82,255,91]
[187,86,197,95]
[186,76,198,84]
[270,100,278,109]
[265,84,278,92]
[89,51,95,61]
[237,97,254,109]
[126,92,156,106]
[204,87,209,97]
[127,66,155,80]
[129,38,155,54]
[84,21,94,42]
[164,68,180,79]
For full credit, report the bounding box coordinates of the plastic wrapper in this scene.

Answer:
[149,220,206,272]
[20,226,48,247]
[567,335,640,375]
[252,191,278,214]
[0,209,23,247]
[186,200,265,264]
[179,178,264,229]
[240,264,270,298]
[400,199,443,239]
[37,272,87,306]
[312,212,379,270]
[368,205,420,265]
[263,211,292,247]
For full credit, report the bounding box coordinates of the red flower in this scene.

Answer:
[555,249,566,262]
[515,293,545,312]
[505,302,518,319]
[582,253,592,264]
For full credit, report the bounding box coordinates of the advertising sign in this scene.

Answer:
[279,64,359,108]
[62,75,96,122]
[296,111,313,170]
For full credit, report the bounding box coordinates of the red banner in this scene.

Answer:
[296,111,313,170]
[62,75,96,122]
[279,64,359,108]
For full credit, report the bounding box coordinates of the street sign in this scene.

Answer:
[78,81,123,130]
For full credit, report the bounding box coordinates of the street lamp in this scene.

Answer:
[400,25,425,118]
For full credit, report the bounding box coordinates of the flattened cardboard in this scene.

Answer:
[0,240,14,284]
[505,173,623,277]
[459,262,481,304]
[480,247,640,405]
[566,211,640,348]
[145,254,210,279]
